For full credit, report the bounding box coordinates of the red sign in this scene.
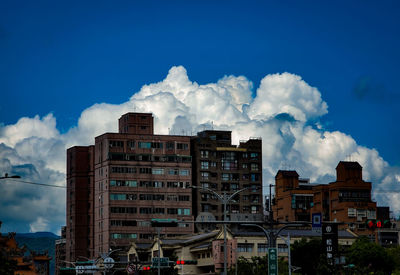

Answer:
[126,264,136,274]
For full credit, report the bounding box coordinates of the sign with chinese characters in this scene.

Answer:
[268,248,278,275]
[322,223,338,265]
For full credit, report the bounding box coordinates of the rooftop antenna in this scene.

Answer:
[211,121,214,130]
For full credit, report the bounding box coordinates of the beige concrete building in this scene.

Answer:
[127,227,357,274]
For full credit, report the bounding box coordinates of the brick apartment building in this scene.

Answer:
[66,113,194,262]
[191,131,263,226]
[65,113,265,262]
[66,146,95,261]
[273,161,378,237]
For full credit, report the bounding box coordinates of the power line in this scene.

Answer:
[2,178,66,188]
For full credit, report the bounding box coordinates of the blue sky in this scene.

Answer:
[1,0,400,233]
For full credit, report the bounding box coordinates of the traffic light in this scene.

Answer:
[176,260,197,265]
[142,266,151,271]
[383,220,392,228]
[366,219,382,230]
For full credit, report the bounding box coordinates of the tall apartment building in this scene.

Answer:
[191,130,263,225]
[273,161,377,237]
[66,113,194,261]
[66,146,95,262]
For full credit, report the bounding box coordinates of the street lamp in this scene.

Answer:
[191,185,253,275]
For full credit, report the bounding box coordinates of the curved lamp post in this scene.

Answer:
[191,185,253,275]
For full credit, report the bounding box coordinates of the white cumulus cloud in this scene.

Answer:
[1,65,399,233]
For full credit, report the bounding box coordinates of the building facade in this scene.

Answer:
[191,131,263,226]
[273,161,378,237]
[66,146,95,262]
[66,113,194,261]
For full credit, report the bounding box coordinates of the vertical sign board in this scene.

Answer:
[268,248,278,275]
[322,223,338,265]
[312,213,322,234]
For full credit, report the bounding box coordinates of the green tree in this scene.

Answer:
[291,238,322,275]
[0,250,17,275]
[228,256,267,275]
[346,236,395,275]
[387,246,400,272]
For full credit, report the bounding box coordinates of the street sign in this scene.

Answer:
[103,257,115,269]
[152,257,169,267]
[312,213,322,234]
[126,264,136,274]
[75,266,84,274]
[268,248,278,275]
[322,223,338,265]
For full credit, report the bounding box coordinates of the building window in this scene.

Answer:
[152,168,164,175]
[179,169,190,176]
[127,140,135,149]
[250,173,260,182]
[139,167,152,174]
[167,208,178,214]
[278,244,288,253]
[151,142,163,149]
[154,181,164,188]
[177,143,188,150]
[291,194,313,209]
[179,195,190,201]
[111,207,137,214]
[138,142,151,149]
[111,166,136,174]
[251,206,259,214]
[177,208,190,215]
[250,152,258,159]
[201,172,209,180]
[201,161,209,169]
[109,140,124,148]
[111,233,137,239]
[257,244,268,253]
[348,208,356,217]
[250,163,259,171]
[110,180,137,187]
[138,221,150,227]
[201,182,209,188]
[200,150,209,158]
[168,169,179,175]
[237,243,253,252]
[367,210,376,219]
[167,195,178,201]
[166,142,175,150]
[110,194,137,200]
[111,220,137,226]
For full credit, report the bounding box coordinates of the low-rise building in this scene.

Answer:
[273,161,384,239]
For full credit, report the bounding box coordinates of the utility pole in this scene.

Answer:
[191,186,253,275]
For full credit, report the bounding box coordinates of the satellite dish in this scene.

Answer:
[196,212,217,233]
